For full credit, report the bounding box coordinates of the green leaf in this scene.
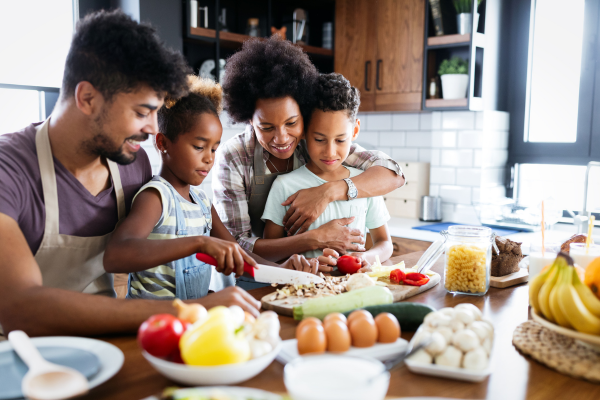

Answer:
[438,57,469,75]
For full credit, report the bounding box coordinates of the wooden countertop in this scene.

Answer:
[86,252,600,400]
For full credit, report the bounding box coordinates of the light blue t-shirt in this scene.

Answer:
[261,165,390,259]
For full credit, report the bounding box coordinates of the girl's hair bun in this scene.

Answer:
[164,75,223,114]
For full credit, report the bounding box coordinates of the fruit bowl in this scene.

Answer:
[531,310,600,350]
[142,341,282,385]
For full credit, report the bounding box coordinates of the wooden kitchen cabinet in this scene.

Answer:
[334,0,425,111]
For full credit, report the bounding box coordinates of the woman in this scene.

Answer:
[214,37,405,267]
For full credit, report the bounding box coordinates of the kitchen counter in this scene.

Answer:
[85,251,600,400]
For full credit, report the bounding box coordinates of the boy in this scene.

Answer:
[261,73,393,267]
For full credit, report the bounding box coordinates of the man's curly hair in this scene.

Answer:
[221,36,319,123]
[158,75,222,142]
[62,9,190,101]
[314,73,361,121]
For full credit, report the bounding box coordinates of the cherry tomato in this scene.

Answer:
[404,272,430,286]
[389,269,406,284]
[138,314,186,358]
[337,255,362,274]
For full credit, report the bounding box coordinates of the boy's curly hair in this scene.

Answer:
[62,9,190,101]
[314,73,361,121]
[221,36,319,123]
[158,75,222,142]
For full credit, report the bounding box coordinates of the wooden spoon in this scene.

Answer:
[8,330,88,400]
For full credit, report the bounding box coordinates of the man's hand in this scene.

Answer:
[282,184,332,235]
[281,254,324,274]
[198,237,256,277]
[313,218,366,255]
[197,287,261,317]
[347,252,373,273]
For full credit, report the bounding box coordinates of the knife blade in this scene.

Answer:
[195,253,325,285]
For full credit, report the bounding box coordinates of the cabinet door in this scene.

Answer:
[374,0,425,111]
[334,0,377,111]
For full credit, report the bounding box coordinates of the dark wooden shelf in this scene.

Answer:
[188,27,333,57]
[426,32,485,49]
[425,98,468,108]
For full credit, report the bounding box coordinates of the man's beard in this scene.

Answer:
[82,109,147,165]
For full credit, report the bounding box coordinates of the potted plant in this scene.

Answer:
[453,0,482,35]
[438,57,469,100]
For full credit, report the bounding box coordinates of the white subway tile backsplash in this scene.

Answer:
[356,130,379,147]
[456,168,482,187]
[419,148,432,162]
[482,149,508,167]
[429,184,440,196]
[377,146,392,156]
[357,113,368,130]
[430,148,441,166]
[453,204,481,224]
[473,149,482,167]
[392,113,420,130]
[432,131,457,148]
[480,185,506,202]
[475,112,484,130]
[457,130,483,149]
[406,131,432,147]
[367,114,392,130]
[431,167,456,185]
[439,185,472,204]
[420,113,433,130]
[379,131,406,146]
[392,148,420,162]
[442,111,475,130]
[481,167,505,187]
[432,112,442,130]
[441,149,473,167]
[442,203,456,220]
[483,111,510,131]
[482,130,509,149]
[472,187,481,203]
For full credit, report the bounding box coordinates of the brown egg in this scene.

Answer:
[324,320,351,352]
[349,317,378,348]
[297,323,327,355]
[347,310,373,325]
[297,317,322,333]
[374,313,401,343]
[323,312,347,326]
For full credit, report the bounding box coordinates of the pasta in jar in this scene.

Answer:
[445,244,488,293]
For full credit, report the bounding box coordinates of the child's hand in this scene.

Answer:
[281,254,324,274]
[347,252,372,273]
[317,248,339,271]
[199,237,256,278]
[197,286,261,317]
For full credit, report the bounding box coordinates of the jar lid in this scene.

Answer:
[448,225,492,238]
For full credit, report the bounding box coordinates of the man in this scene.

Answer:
[0,10,260,337]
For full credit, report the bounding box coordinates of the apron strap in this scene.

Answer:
[253,133,266,185]
[35,119,60,235]
[107,160,125,221]
[165,185,188,236]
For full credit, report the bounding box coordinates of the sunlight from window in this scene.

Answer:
[526,0,585,143]
[0,88,40,134]
[0,1,74,88]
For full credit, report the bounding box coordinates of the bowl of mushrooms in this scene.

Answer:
[405,303,494,382]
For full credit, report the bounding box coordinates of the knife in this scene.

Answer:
[195,253,325,286]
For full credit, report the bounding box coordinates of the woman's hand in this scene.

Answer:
[312,218,366,255]
[197,237,256,278]
[280,254,324,274]
[282,184,334,235]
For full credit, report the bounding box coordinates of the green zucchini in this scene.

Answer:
[343,303,435,331]
[293,286,393,321]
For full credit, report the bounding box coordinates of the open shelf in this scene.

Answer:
[425,98,468,108]
[189,27,333,57]
[426,32,485,49]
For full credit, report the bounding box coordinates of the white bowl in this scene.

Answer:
[284,355,389,400]
[531,310,600,350]
[142,341,281,386]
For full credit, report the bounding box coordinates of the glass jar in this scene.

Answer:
[444,225,494,296]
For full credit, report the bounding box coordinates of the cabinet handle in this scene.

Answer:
[364,61,371,91]
[376,60,382,90]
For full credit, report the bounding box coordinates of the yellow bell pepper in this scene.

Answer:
[179,306,250,366]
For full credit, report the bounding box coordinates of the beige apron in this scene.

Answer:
[33,118,124,297]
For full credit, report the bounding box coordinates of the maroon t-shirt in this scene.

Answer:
[0,123,152,254]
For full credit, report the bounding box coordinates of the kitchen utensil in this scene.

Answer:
[369,337,432,383]
[142,342,281,386]
[198,6,209,28]
[195,253,325,285]
[292,9,307,44]
[246,18,260,37]
[416,236,447,274]
[276,338,408,365]
[8,331,88,400]
[420,196,442,222]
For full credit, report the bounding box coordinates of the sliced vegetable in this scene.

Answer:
[337,255,362,274]
[343,302,436,331]
[367,261,405,278]
[404,272,430,286]
[390,269,406,284]
[293,286,393,320]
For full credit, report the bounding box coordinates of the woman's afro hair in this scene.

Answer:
[158,75,222,142]
[221,36,319,123]
[314,73,360,120]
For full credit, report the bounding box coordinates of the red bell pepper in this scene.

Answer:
[404,272,430,286]
[389,269,406,284]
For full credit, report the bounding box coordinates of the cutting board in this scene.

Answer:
[261,273,441,317]
[490,268,529,288]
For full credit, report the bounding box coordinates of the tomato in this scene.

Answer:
[404,272,430,286]
[138,314,186,358]
[389,269,406,284]
[337,255,362,274]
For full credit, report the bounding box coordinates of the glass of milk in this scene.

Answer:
[528,242,560,279]
[570,243,600,270]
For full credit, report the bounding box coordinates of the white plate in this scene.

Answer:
[531,310,600,350]
[143,342,281,386]
[0,336,124,390]
[276,338,408,365]
[143,386,282,400]
[405,358,492,382]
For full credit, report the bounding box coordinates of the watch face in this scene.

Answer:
[349,188,358,199]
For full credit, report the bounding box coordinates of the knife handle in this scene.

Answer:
[195,253,255,277]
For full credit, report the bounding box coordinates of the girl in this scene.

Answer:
[104,76,277,302]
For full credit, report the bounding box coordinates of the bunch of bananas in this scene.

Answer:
[530,253,600,335]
